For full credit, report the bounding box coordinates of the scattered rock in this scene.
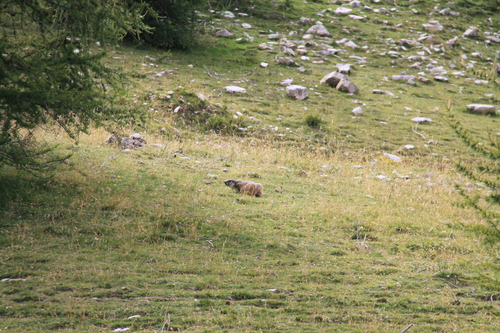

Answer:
[286,85,308,100]
[334,7,353,15]
[241,23,252,29]
[216,29,232,38]
[373,89,395,97]
[298,17,314,24]
[383,153,402,162]
[392,75,415,82]
[445,36,459,48]
[320,72,347,87]
[466,104,496,115]
[280,78,294,86]
[225,86,247,93]
[306,23,332,37]
[463,27,479,38]
[258,43,274,50]
[352,107,364,115]
[423,21,444,31]
[434,76,449,82]
[336,78,360,94]
[278,57,295,66]
[267,33,282,40]
[123,133,147,149]
[411,117,432,123]
[336,64,351,74]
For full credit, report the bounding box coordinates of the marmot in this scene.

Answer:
[224,179,263,197]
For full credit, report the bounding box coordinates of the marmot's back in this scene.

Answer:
[224,180,263,197]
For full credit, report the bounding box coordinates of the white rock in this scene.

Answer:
[260,62,269,68]
[242,23,252,29]
[280,78,294,86]
[128,315,142,319]
[411,117,432,123]
[334,7,353,15]
[464,27,479,38]
[316,25,332,37]
[466,104,496,115]
[336,64,351,74]
[268,33,281,40]
[225,86,246,93]
[286,85,308,100]
[352,107,364,115]
[392,75,415,81]
[423,22,444,31]
[216,29,232,38]
[405,145,415,150]
[372,89,395,97]
[383,153,402,162]
[223,11,235,18]
[434,76,449,82]
[129,133,143,140]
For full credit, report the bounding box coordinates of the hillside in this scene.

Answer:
[1,0,500,332]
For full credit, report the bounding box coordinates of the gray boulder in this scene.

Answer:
[336,79,360,94]
[216,29,232,38]
[278,57,296,66]
[320,72,347,87]
[286,85,308,100]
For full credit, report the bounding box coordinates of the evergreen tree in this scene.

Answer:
[0,0,150,170]
[442,100,500,243]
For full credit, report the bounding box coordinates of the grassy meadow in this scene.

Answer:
[1,0,500,332]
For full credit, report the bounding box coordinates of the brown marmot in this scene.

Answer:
[224,180,263,197]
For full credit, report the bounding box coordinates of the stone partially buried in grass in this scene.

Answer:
[412,117,432,123]
[225,86,246,93]
[466,104,496,115]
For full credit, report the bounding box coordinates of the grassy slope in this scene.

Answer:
[1,0,500,332]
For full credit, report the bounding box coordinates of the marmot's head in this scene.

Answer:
[224,179,237,188]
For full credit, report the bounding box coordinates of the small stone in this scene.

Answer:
[464,27,479,38]
[225,86,246,93]
[383,153,402,162]
[373,89,395,97]
[411,117,432,123]
[278,57,295,66]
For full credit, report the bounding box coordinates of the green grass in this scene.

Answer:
[1,0,500,331]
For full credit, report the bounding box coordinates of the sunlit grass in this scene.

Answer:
[1,0,500,331]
